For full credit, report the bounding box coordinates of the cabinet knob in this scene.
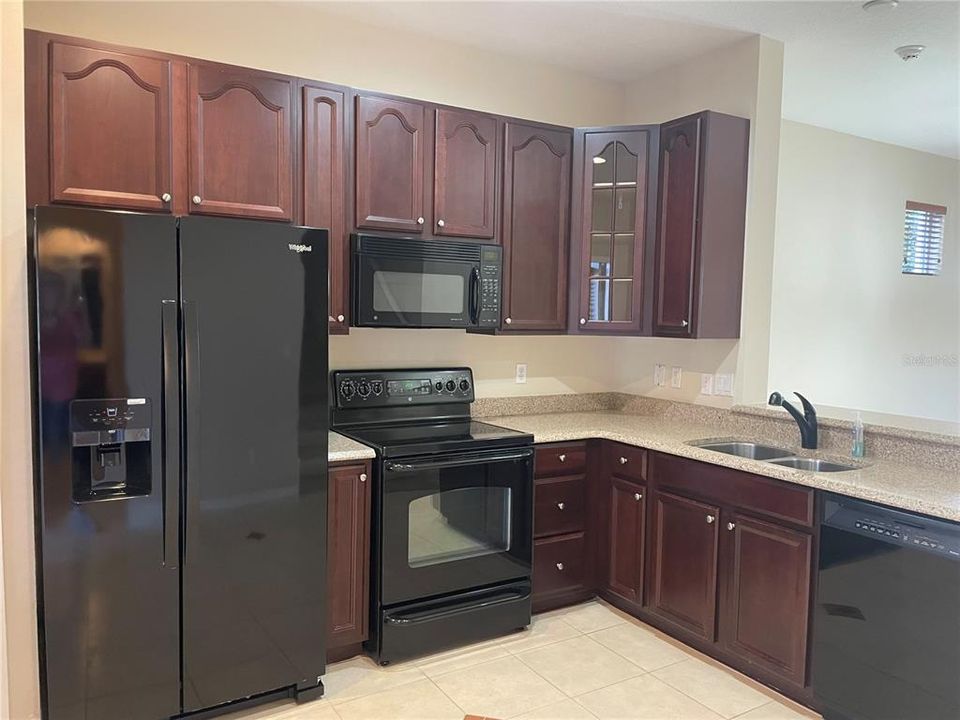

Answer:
[727,522,736,531]
[359,473,367,483]
[681,319,689,327]
[556,562,564,571]
[634,492,642,501]
[619,456,628,465]
[161,192,171,203]
[337,314,345,322]
[505,317,512,325]
[417,216,425,225]
[557,502,565,510]
[558,454,566,462]
[706,514,716,524]
[192,195,201,205]
[579,318,586,325]
[437,219,445,227]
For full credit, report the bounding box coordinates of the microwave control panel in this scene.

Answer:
[477,246,502,328]
[333,368,475,408]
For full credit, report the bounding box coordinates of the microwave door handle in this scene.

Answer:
[385,449,533,473]
[469,267,480,324]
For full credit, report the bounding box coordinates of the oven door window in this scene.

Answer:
[408,487,511,568]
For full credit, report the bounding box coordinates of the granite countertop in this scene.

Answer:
[329,431,376,463]
[483,411,960,523]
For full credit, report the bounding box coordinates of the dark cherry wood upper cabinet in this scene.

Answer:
[648,490,720,642]
[606,475,645,604]
[302,82,349,334]
[433,108,498,239]
[501,121,572,332]
[46,41,175,212]
[187,63,295,221]
[653,111,749,338]
[355,95,427,233]
[569,126,658,335]
[327,462,372,650]
[721,513,812,687]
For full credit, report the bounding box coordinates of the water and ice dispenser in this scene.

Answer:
[70,398,152,501]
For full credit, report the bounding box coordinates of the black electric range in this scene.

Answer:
[331,368,534,665]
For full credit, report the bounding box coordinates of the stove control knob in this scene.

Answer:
[434,380,444,392]
[371,381,384,395]
[357,381,371,397]
[340,380,356,399]
[459,379,470,392]
[445,379,457,392]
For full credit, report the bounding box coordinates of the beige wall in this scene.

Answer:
[769,121,960,423]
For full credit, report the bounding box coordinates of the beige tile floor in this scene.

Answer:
[222,600,822,720]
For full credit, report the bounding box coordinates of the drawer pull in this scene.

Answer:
[556,562,564,571]
[557,502,565,510]
[634,492,642,501]
[619,456,628,464]
[727,522,736,531]
[706,514,716,524]
[558,454,566,462]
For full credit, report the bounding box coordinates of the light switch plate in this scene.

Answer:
[515,363,527,384]
[654,364,666,387]
[671,367,682,389]
[700,374,714,395]
[714,373,734,396]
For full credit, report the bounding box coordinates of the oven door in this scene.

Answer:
[380,448,533,606]
[353,252,480,328]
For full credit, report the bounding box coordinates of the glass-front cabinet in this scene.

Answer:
[571,126,658,334]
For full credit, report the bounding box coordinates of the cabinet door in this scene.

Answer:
[606,476,645,604]
[355,95,426,233]
[501,122,572,332]
[327,463,372,649]
[433,108,498,239]
[649,490,719,641]
[302,84,348,333]
[573,128,652,334]
[188,63,295,220]
[49,42,173,211]
[654,116,701,337]
[722,514,812,686]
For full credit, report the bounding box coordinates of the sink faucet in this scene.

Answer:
[768,391,818,449]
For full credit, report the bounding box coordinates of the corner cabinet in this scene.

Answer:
[654,111,749,338]
[501,122,572,332]
[569,126,658,335]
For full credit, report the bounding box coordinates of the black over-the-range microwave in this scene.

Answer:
[351,234,502,329]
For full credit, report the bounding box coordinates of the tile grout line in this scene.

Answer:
[425,674,473,718]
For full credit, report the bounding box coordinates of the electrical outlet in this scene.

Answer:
[714,373,734,397]
[671,367,682,389]
[654,364,666,387]
[700,373,714,395]
[515,363,527,384]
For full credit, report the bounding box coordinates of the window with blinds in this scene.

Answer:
[902,201,946,276]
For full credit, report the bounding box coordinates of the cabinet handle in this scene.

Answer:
[437,219,445,227]
[359,473,367,483]
[417,216,425,225]
[161,192,171,203]
[619,456,628,465]
[337,314,345,322]
[727,522,736,531]
[556,562,564,571]
[557,502,565,510]
[706,514,716,524]
[579,318,586,325]
[505,317,512,325]
[634,492,642,501]
[681,319,689,327]
[192,195,201,205]
[558,454,566,462]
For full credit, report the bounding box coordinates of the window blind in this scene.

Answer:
[902,200,946,276]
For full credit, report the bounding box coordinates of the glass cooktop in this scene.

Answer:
[337,419,533,458]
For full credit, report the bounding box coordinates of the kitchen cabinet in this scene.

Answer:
[606,476,645,604]
[501,121,572,332]
[188,62,296,221]
[570,126,658,334]
[355,94,428,233]
[433,108,499,239]
[327,460,372,655]
[302,82,350,334]
[653,111,749,338]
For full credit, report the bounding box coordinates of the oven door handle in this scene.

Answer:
[385,449,533,473]
[383,588,531,626]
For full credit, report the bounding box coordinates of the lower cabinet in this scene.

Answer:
[327,460,372,656]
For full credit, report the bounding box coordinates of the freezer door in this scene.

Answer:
[30,206,181,720]
[179,216,329,712]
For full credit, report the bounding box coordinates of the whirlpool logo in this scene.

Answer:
[288,243,313,253]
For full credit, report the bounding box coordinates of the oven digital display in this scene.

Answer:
[387,379,433,396]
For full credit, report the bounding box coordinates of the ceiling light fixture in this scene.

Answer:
[862,0,899,11]
[895,45,926,61]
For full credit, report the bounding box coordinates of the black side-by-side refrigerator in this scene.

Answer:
[28,206,329,720]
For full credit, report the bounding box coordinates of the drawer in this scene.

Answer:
[651,452,814,527]
[535,474,586,538]
[535,443,587,476]
[605,442,647,482]
[533,532,586,597]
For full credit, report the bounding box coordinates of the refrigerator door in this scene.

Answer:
[30,206,181,720]
[179,216,329,712]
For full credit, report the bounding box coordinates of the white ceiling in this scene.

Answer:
[318,1,959,158]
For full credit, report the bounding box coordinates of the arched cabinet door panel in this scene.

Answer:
[188,63,296,221]
[49,42,173,212]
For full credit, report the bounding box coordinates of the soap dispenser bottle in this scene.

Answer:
[852,412,865,459]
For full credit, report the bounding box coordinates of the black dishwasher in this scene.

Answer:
[813,494,960,720]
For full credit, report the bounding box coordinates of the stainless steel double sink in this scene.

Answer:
[686,439,861,472]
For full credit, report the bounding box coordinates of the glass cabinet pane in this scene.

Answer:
[588,278,610,321]
[614,188,636,233]
[613,234,634,278]
[612,280,633,321]
[590,235,612,276]
[592,188,614,232]
[615,142,638,185]
[592,143,615,186]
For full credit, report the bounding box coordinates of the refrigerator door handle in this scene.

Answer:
[161,300,180,568]
[183,300,201,565]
